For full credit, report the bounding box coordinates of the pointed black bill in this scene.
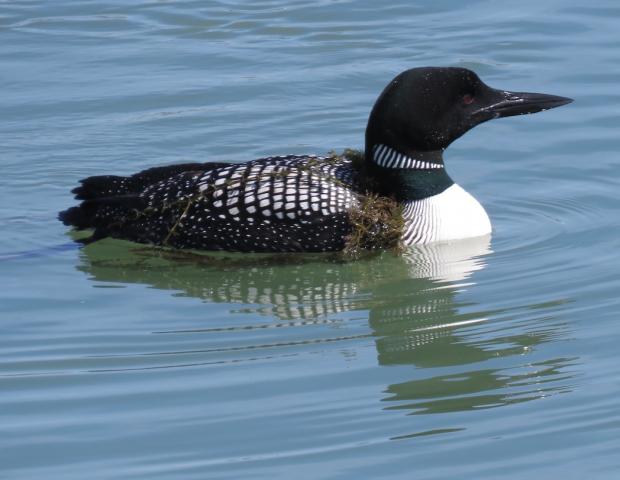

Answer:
[474,90,573,119]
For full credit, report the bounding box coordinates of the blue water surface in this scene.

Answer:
[2,1,620,479]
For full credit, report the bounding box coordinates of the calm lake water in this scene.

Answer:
[2,0,620,478]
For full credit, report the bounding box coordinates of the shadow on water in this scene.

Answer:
[75,235,576,417]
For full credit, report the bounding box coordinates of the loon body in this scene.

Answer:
[60,67,572,253]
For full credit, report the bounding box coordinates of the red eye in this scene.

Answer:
[463,94,474,105]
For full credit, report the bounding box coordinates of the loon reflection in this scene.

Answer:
[76,236,574,414]
[78,235,492,326]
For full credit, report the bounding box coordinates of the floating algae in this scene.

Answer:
[329,149,405,257]
[343,192,404,256]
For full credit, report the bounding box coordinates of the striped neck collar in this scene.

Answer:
[372,144,443,170]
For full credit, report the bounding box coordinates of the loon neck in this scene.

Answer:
[365,145,454,201]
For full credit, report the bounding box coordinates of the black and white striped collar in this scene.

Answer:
[372,144,443,170]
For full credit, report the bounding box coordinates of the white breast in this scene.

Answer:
[401,184,491,245]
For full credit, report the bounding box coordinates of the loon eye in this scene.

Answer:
[462,94,475,105]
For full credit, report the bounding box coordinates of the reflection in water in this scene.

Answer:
[76,235,574,416]
[78,236,492,321]
[384,358,576,416]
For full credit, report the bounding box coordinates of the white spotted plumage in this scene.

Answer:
[115,151,490,250]
[137,154,360,252]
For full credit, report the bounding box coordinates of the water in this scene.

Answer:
[2,0,620,478]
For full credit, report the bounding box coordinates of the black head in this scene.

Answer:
[365,67,573,160]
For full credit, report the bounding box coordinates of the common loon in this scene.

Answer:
[59,67,572,253]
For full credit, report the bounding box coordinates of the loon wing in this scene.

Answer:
[60,155,360,253]
[70,161,231,200]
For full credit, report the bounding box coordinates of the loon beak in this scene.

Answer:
[474,90,573,119]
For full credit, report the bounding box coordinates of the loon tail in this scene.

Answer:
[58,195,147,230]
[60,161,232,244]
[71,175,134,200]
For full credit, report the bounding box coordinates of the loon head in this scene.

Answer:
[365,67,573,169]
